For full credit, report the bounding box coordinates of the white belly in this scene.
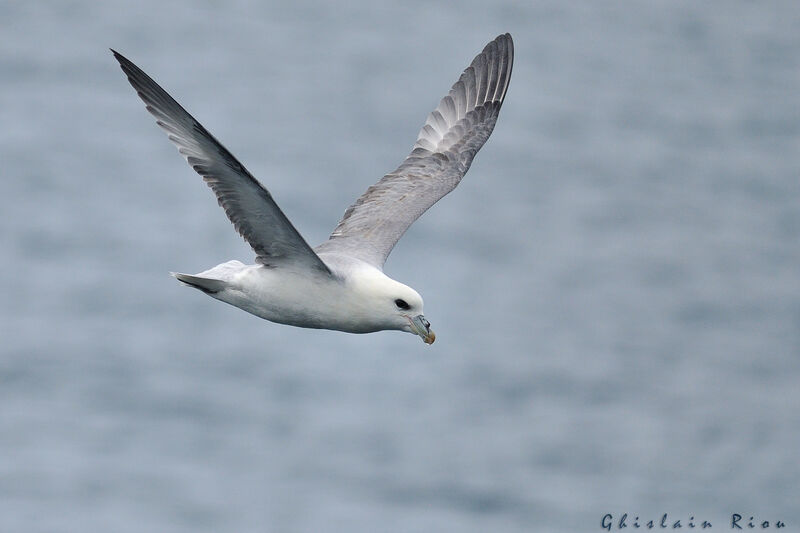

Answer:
[212,264,380,333]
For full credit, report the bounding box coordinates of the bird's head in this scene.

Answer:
[388,285,435,345]
[349,267,435,344]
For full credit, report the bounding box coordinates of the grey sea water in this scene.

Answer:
[1,2,798,532]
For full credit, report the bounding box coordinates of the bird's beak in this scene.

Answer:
[410,314,435,345]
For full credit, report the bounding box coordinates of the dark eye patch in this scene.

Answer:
[394,299,410,310]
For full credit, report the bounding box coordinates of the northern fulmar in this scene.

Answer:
[112,33,513,344]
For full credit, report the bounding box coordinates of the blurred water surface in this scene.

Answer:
[1,2,799,532]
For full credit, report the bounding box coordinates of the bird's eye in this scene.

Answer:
[394,299,410,310]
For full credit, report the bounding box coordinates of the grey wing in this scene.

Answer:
[112,50,331,275]
[315,33,513,269]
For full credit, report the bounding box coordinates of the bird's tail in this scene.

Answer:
[171,272,229,294]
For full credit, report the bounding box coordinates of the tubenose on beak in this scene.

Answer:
[410,314,435,345]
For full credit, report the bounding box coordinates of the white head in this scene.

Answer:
[346,266,435,344]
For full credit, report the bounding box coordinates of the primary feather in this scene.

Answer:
[112,50,332,275]
[315,33,514,268]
